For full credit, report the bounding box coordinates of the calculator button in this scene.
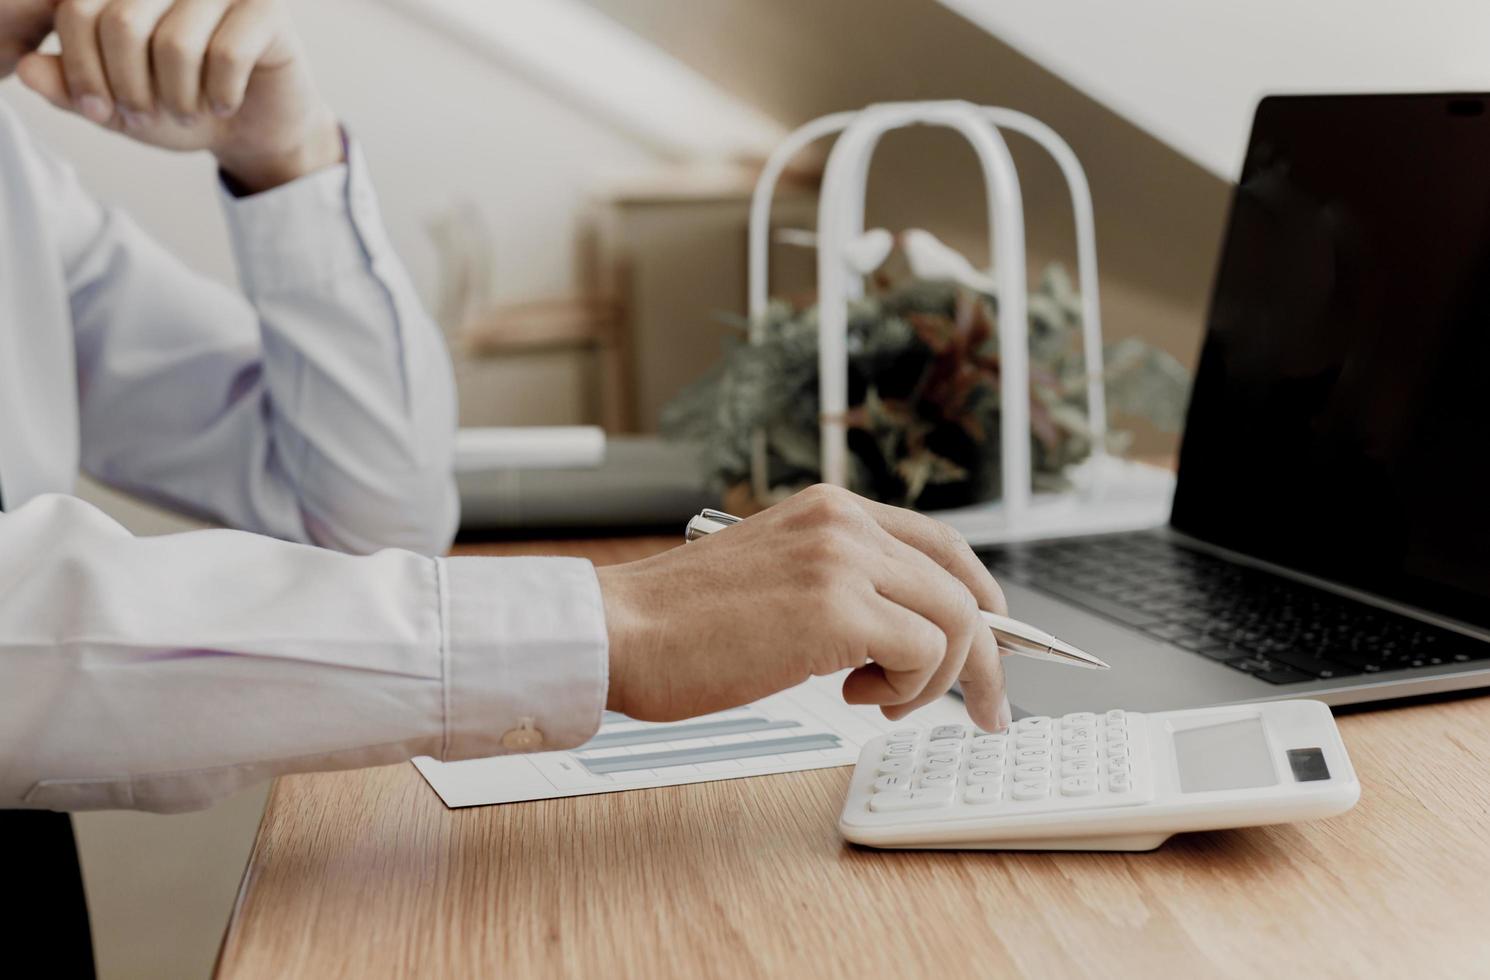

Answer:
[966,768,1003,785]
[1016,732,1052,748]
[1106,735,1129,753]
[1107,758,1132,776]
[927,738,963,752]
[1012,781,1050,801]
[1062,712,1097,727]
[1106,744,1131,762]
[1061,745,1098,762]
[971,734,1008,750]
[970,750,1006,766]
[873,775,907,792]
[1064,758,1099,775]
[1061,727,1097,746]
[1108,773,1133,793]
[883,743,915,758]
[1013,763,1054,782]
[1015,747,1052,764]
[931,725,968,740]
[1061,775,1099,797]
[869,790,951,812]
[888,728,921,743]
[964,784,1003,805]
[1105,709,1127,724]
[876,757,914,776]
[923,754,958,771]
[1016,716,1052,732]
[869,791,915,812]
[919,771,956,789]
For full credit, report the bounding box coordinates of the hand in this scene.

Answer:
[14,0,342,192]
[596,485,1012,732]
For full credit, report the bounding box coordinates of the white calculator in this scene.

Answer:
[839,700,1359,851]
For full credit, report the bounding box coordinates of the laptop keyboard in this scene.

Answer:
[980,532,1490,684]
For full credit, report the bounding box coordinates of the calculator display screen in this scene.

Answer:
[1174,718,1278,793]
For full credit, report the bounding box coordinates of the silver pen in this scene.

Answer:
[685,509,1110,671]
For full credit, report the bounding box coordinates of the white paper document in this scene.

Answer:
[413,673,967,808]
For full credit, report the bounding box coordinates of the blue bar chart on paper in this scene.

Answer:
[413,674,965,807]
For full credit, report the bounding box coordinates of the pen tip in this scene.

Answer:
[1050,637,1110,670]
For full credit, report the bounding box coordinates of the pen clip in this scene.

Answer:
[685,509,744,542]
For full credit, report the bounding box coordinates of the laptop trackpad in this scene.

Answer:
[989,580,1263,716]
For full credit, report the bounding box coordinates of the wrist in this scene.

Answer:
[217,109,344,195]
[596,565,643,715]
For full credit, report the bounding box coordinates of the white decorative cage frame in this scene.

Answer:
[746,100,1122,537]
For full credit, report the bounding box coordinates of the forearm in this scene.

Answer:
[0,495,607,813]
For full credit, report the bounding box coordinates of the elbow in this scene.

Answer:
[305,469,460,558]
[386,474,460,557]
[413,478,461,556]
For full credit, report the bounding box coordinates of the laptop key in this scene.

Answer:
[1224,657,1313,685]
[1320,649,1386,672]
[1019,577,1167,628]
[1266,651,1362,680]
[1192,641,1249,661]
[1256,668,1314,685]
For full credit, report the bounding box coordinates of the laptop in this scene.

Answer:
[981,93,1490,715]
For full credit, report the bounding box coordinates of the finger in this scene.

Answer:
[152,0,228,120]
[955,625,1008,732]
[855,501,1010,729]
[856,530,981,716]
[869,532,983,717]
[857,497,1008,615]
[54,0,115,123]
[840,596,947,709]
[15,53,73,111]
[98,0,174,122]
[202,0,280,117]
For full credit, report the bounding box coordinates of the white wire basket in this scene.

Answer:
[746,100,1174,545]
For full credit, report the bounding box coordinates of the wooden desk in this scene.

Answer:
[217,535,1490,978]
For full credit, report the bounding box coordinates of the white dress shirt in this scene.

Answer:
[0,103,608,813]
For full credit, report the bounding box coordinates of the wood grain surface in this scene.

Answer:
[215,534,1490,979]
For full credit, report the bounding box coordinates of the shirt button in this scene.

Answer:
[501,722,545,752]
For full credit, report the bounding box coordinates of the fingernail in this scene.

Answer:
[211,101,233,118]
[76,95,111,124]
[118,108,143,130]
[996,694,1012,731]
[172,111,197,127]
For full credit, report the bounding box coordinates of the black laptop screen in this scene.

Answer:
[1172,94,1490,630]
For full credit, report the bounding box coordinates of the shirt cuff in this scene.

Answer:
[437,556,610,760]
[219,135,391,293]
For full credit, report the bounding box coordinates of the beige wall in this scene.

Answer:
[584,0,1234,451]
[1,0,665,431]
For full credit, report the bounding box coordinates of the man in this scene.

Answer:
[0,0,1009,972]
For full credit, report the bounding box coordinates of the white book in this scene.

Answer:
[454,426,606,474]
